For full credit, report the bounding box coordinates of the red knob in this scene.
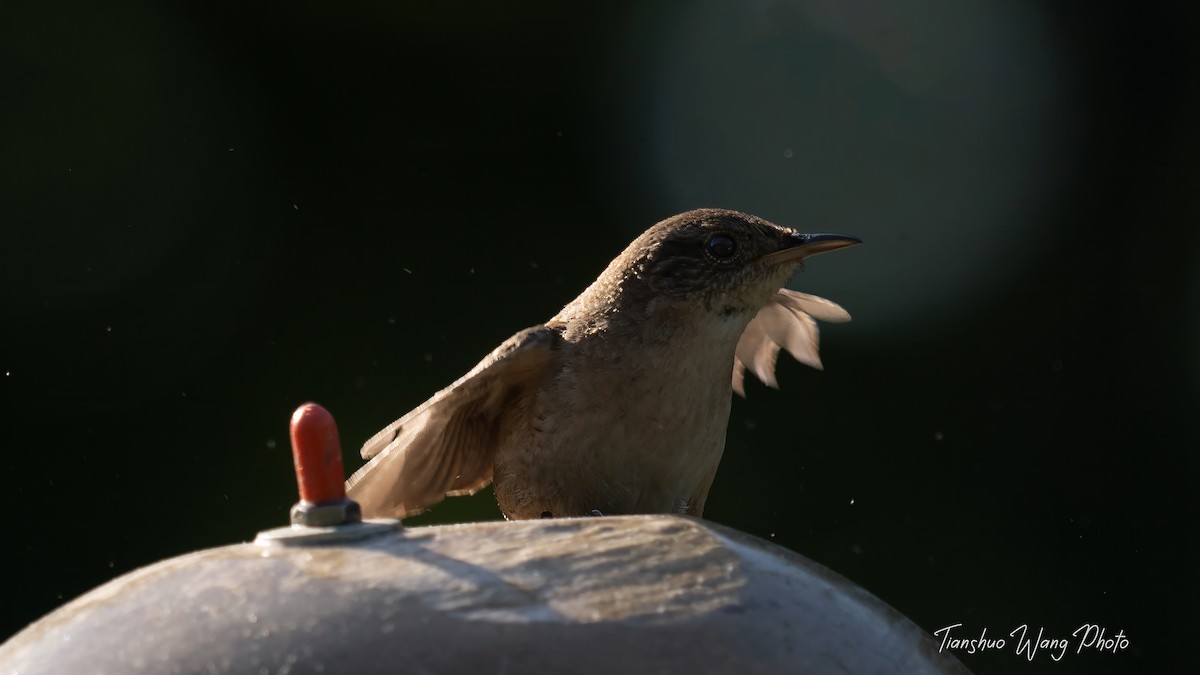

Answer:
[289,402,347,503]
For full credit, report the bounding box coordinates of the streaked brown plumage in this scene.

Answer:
[346,208,859,519]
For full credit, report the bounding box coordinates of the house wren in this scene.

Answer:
[346,208,860,519]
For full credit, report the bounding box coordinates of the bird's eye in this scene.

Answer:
[706,234,737,259]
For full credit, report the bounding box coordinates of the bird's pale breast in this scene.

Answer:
[493,310,746,519]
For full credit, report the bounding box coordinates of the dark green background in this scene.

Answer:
[2,2,1196,673]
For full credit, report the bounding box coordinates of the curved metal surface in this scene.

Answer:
[0,515,969,675]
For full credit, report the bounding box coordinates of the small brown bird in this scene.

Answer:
[346,209,859,519]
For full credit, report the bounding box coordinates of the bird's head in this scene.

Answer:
[616,208,860,317]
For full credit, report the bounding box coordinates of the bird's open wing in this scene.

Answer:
[346,326,560,518]
[732,289,851,396]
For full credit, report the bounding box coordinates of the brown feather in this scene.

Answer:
[346,326,560,517]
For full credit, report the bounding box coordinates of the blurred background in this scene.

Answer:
[2,1,1196,672]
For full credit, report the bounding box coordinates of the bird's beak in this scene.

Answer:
[755,232,862,266]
